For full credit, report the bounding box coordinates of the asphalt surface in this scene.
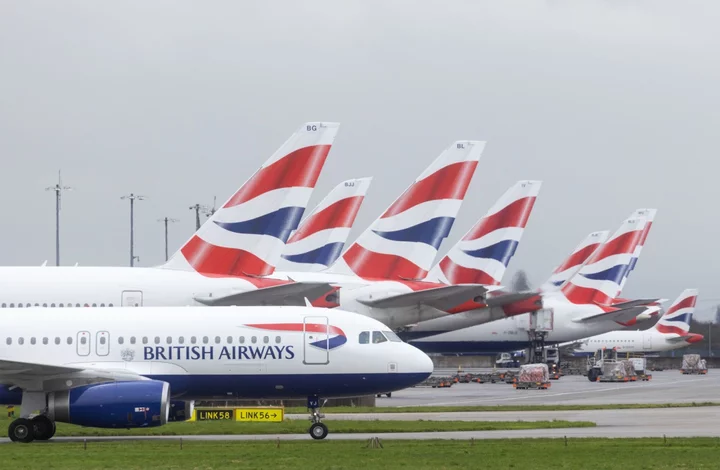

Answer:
[378,370,719,407]
[3,371,718,443]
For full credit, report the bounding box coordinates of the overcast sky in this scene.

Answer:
[1,1,719,318]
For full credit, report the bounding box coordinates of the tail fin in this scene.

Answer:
[541,230,610,291]
[425,180,541,285]
[326,141,484,280]
[654,289,698,336]
[561,215,648,305]
[618,208,657,290]
[162,122,340,276]
[278,177,372,271]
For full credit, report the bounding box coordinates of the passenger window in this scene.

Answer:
[75,303,80,307]
[142,337,148,345]
[6,338,11,345]
[42,337,48,345]
[275,336,281,344]
[9,304,14,308]
[80,336,87,345]
[100,303,105,307]
[251,336,257,344]
[18,338,24,345]
[25,303,30,308]
[55,337,61,345]
[166,336,172,344]
[179,336,185,344]
[118,337,124,345]
[92,303,97,307]
[263,336,269,344]
[83,303,89,307]
[66,337,72,345]
[51,303,56,308]
[191,336,197,344]
[372,331,388,344]
[59,303,64,308]
[1,303,5,308]
[100,336,106,345]
[227,336,233,344]
[30,337,36,345]
[130,337,136,344]
[109,303,113,307]
[203,336,209,344]
[154,336,160,344]
[43,303,47,307]
[239,336,245,344]
[359,331,370,344]
[215,336,221,344]
[18,304,23,308]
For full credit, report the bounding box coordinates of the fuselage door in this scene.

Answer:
[643,332,652,350]
[77,331,91,356]
[303,316,329,365]
[96,330,110,356]
[122,290,143,307]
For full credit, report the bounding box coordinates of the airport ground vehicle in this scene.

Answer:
[680,354,708,375]
[513,364,550,390]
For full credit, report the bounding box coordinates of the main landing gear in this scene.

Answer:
[8,415,56,443]
[307,396,329,440]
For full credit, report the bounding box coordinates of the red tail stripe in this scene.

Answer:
[381,161,477,218]
[656,324,688,335]
[288,196,364,243]
[552,243,601,274]
[637,222,653,247]
[461,197,537,241]
[563,284,613,305]
[665,296,697,315]
[181,235,274,277]
[224,145,331,208]
[342,244,427,280]
[438,257,500,286]
[587,230,641,263]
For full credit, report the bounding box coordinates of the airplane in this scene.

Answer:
[400,208,657,339]
[0,305,433,443]
[0,122,341,309]
[271,140,496,328]
[563,289,702,356]
[278,177,373,272]
[407,214,659,353]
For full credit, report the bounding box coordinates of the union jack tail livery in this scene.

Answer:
[561,215,648,305]
[541,230,610,291]
[619,208,657,290]
[425,180,541,285]
[654,289,698,336]
[162,122,340,276]
[278,177,373,272]
[327,141,484,280]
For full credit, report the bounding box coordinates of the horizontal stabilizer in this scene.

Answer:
[573,306,660,325]
[356,284,500,310]
[194,282,334,307]
[666,335,696,344]
[608,298,663,309]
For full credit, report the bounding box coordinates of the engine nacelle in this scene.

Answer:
[169,400,195,422]
[0,385,22,405]
[48,381,170,428]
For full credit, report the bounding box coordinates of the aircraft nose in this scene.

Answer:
[409,345,434,378]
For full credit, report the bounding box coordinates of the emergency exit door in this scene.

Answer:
[643,333,652,350]
[303,316,329,365]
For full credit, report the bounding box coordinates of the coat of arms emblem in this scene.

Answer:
[120,348,135,362]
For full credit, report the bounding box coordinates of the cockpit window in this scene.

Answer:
[372,331,388,344]
[359,331,369,344]
[383,331,402,342]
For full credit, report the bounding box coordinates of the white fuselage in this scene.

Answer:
[0,267,465,329]
[568,329,694,356]
[407,295,634,354]
[0,306,433,400]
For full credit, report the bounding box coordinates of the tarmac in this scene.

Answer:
[2,371,718,443]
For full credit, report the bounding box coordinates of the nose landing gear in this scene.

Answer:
[307,396,329,440]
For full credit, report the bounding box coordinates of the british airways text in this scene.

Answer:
[143,345,296,361]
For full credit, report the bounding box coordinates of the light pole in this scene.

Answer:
[45,170,72,266]
[157,217,179,261]
[188,197,216,230]
[121,194,146,267]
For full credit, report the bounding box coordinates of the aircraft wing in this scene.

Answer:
[194,282,334,307]
[356,285,501,310]
[573,306,660,325]
[0,358,147,391]
[607,298,664,309]
[483,291,541,308]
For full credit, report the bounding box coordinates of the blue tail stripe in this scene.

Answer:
[461,240,519,266]
[372,217,455,249]
[581,264,630,284]
[281,242,345,267]
[664,313,692,324]
[214,206,305,241]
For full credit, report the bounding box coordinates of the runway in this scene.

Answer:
[2,371,718,443]
[377,370,720,407]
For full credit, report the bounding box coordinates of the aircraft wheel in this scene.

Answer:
[309,422,328,440]
[9,418,35,443]
[32,415,56,440]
